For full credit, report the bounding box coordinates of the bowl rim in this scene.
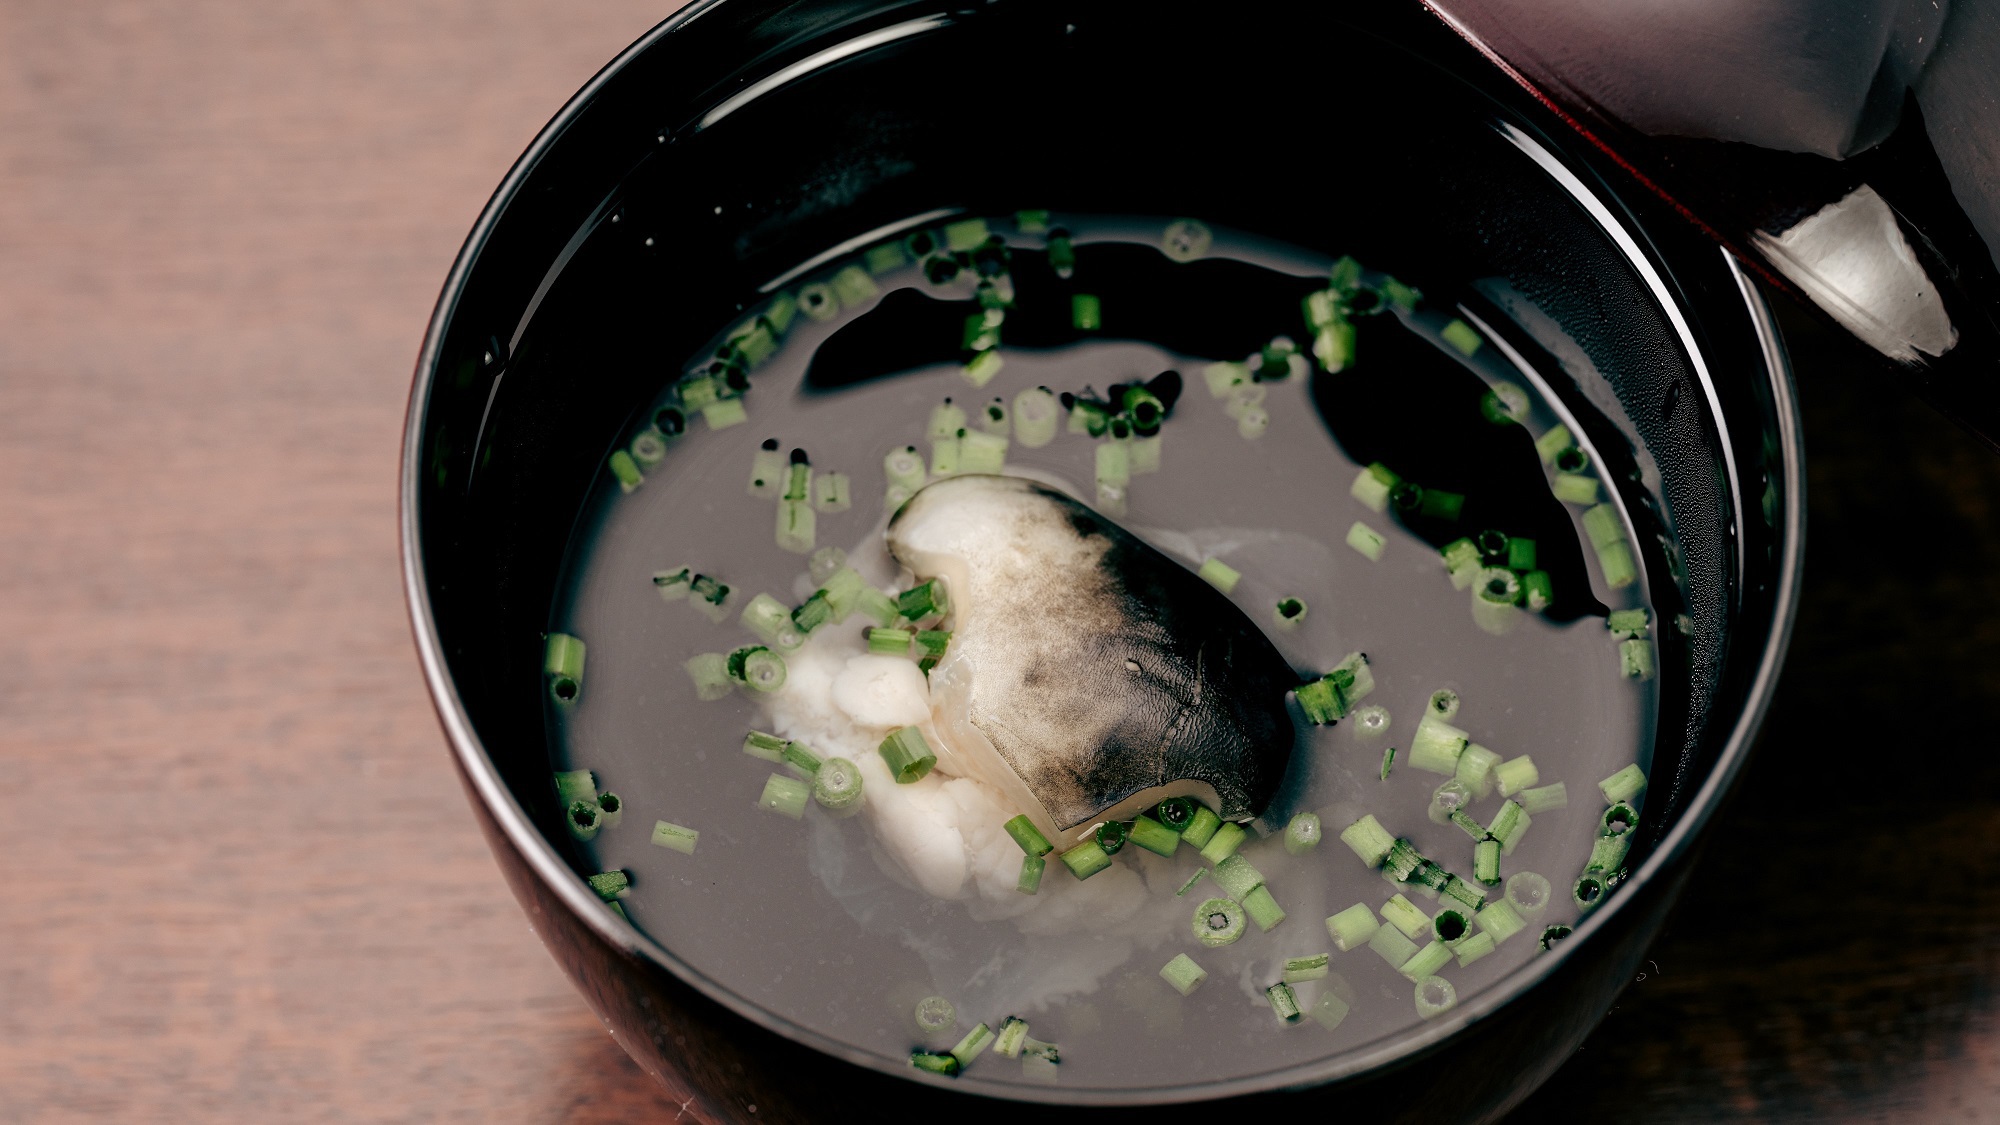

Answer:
[398,1,1806,1104]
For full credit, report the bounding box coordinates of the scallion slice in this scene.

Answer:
[747,440,785,500]
[1348,464,1399,515]
[855,587,901,629]
[545,633,586,703]
[1346,521,1386,561]
[586,870,631,901]
[684,652,731,701]
[554,768,596,809]
[1093,820,1128,855]
[1427,779,1473,826]
[811,471,851,513]
[1352,704,1391,740]
[726,645,787,693]
[1326,903,1381,951]
[1487,800,1532,855]
[1310,990,1353,1032]
[1494,755,1540,797]
[1553,473,1600,505]
[1381,745,1397,779]
[1441,875,1486,912]
[740,593,805,651]
[884,445,927,492]
[1602,801,1638,837]
[1505,872,1553,918]
[1175,868,1208,897]
[913,994,956,1033]
[1598,763,1648,805]
[1197,557,1240,594]
[1339,814,1396,868]
[652,566,693,603]
[1409,713,1471,775]
[1128,815,1179,857]
[588,790,618,828]
[1369,921,1420,968]
[1060,839,1112,880]
[867,627,913,656]
[878,725,937,784]
[813,757,864,811]
[1003,813,1053,857]
[1573,873,1607,911]
[1481,382,1530,424]
[1012,386,1060,448]
[1540,925,1575,951]
[701,399,747,430]
[950,1023,994,1067]
[1015,853,1046,894]
[1381,894,1429,940]
[1620,638,1656,680]
[992,1017,1030,1058]
[1284,812,1323,856]
[779,739,820,774]
[1160,953,1208,997]
[1587,834,1632,875]
[650,820,699,854]
[1244,886,1287,931]
[1455,930,1497,968]
[1473,567,1523,634]
[909,1051,960,1077]
[1431,905,1473,947]
[1193,897,1247,946]
[914,629,951,672]
[1211,854,1265,901]
[1155,796,1196,832]
[1266,982,1303,1023]
[1273,596,1309,631]
[1535,424,1574,464]
[1518,782,1569,814]
[1071,293,1102,331]
[1476,897,1525,944]
[565,799,601,841]
[897,579,948,623]
[1399,940,1452,982]
[958,428,1008,474]
[1474,838,1502,886]
[758,773,810,819]
[1182,805,1223,850]
[774,497,815,554]
[929,435,960,477]
[1198,822,1246,865]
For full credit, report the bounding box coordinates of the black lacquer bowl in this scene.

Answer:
[399,2,1803,1119]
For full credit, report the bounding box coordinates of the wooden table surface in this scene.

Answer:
[3,3,1997,1122]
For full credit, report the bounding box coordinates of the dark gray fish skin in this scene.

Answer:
[887,475,1296,833]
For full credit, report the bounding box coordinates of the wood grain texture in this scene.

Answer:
[2,2,1997,1122]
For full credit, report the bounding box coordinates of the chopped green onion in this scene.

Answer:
[1506,537,1538,572]
[1473,567,1523,634]
[1295,679,1339,725]
[1573,873,1607,911]
[1518,782,1568,814]
[1449,808,1485,841]
[909,1051,959,1077]
[1599,763,1648,805]
[1521,569,1554,611]
[742,730,788,762]
[741,593,805,650]
[789,592,832,635]
[1128,815,1180,857]
[608,449,644,493]
[701,399,747,430]
[1198,822,1246,865]
[961,311,1001,353]
[1203,360,1250,398]
[913,994,955,1033]
[1381,894,1430,940]
[812,757,864,810]
[1093,443,1131,494]
[1350,463,1399,513]
[1431,905,1472,946]
[1441,319,1482,355]
[587,870,631,901]
[1161,218,1212,261]
[1238,405,1271,441]
[1310,990,1352,1032]
[1003,813,1053,857]
[1620,638,1656,680]
[1182,805,1223,850]
[1553,473,1600,505]
[748,440,785,499]
[1176,868,1208,897]
[1068,397,1111,436]
[1474,839,1502,886]
[630,431,667,468]
[863,241,906,276]
[795,283,839,323]
[1481,382,1530,424]
[1369,921,1420,968]
[1340,814,1396,867]
[1602,802,1638,839]
[1273,596,1309,630]
[1071,293,1102,331]
[1346,521,1386,561]
[1326,903,1381,951]
[726,645,787,693]
[1476,897,1526,943]
[1587,834,1632,874]
[544,633,586,703]
[1555,446,1590,473]
[1608,607,1652,638]
[1420,488,1466,521]
[1410,713,1471,775]
[1197,557,1240,594]
[1211,854,1265,901]
[830,265,877,306]
[1060,839,1112,880]
[587,791,617,829]
[1266,982,1303,1023]
[878,725,937,784]
[914,629,950,672]
[818,568,866,622]
[992,1017,1030,1058]
[976,396,1010,436]
[1425,689,1459,721]
[962,349,1004,388]
[1299,652,1376,724]
[1583,503,1625,550]
[1455,745,1500,799]
[1535,424,1574,464]
[942,218,990,253]
[812,471,851,512]
[855,587,901,628]
[1442,537,1482,589]
[1540,925,1575,951]
[1598,540,1638,589]
[1381,745,1397,779]
[1455,930,1496,967]
[897,579,948,623]
[775,498,815,554]
[1021,1036,1061,1064]
[867,627,912,656]
[950,1023,994,1067]
[1284,812,1323,856]
[684,652,731,701]
[1494,755,1540,797]
[758,773,810,819]
[1399,940,1452,981]
[1012,387,1060,448]
[1427,779,1473,826]
[929,436,960,477]
[1160,953,1208,996]
[1505,872,1553,917]
[651,820,699,854]
[1352,704,1392,740]
[884,445,927,492]
[554,768,596,808]
[1244,886,1287,931]
[565,799,601,841]
[1017,854,1045,894]
[1193,897,1246,947]
[1488,800,1531,855]
[1381,838,1426,882]
[1155,796,1196,832]
[1093,820,1128,855]
[1441,875,1486,912]
[652,566,693,602]
[779,739,821,774]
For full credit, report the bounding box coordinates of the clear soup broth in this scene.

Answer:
[544,212,1657,1092]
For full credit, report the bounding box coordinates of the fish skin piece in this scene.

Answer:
[887,475,1296,840]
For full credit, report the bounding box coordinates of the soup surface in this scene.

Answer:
[545,213,1658,1092]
